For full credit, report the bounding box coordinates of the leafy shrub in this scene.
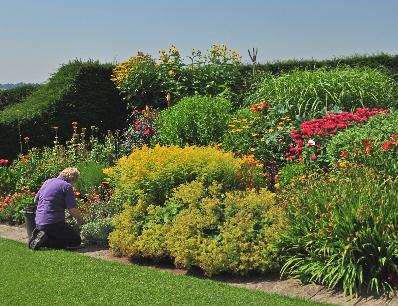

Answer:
[0,191,35,224]
[0,60,126,159]
[112,44,242,109]
[156,96,233,146]
[80,218,113,246]
[222,103,298,183]
[109,180,285,275]
[276,162,307,190]
[247,67,397,119]
[326,110,398,175]
[277,164,398,295]
[0,84,39,111]
[104,145,264,207]
[76,160,106,194]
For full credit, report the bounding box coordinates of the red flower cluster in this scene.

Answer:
[0,159,9,166]
[287,108,388,160]
[381,134,398,151]
[133,108,158,135]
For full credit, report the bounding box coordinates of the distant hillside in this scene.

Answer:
[0,82,38,90]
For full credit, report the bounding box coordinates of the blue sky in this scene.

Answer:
[1,0,397,83]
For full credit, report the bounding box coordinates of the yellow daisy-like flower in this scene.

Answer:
[268,129,274,133]
[260,137,266,142]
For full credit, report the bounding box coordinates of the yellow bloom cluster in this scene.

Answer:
[228,117,256,134]
[104,144,242,205]
[111,54,149,88]
[207,44,241,64]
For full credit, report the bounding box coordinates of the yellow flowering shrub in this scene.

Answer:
[109,179,284,275]
[167,186,284,275]
[104,145,264,207]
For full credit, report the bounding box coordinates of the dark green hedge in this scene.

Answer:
[0,84,40,111]
[239,53,398,78]
[0,60,127,159]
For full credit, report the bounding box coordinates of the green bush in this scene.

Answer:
[0,60,126,159]
[76,160,106,194]
[247,67,397,119]
[0,84,40,111]
[81,218,113,246]
[221,104,297,182]
[277,165,398,295]
[156,96,233,146]
[112,45,243,109]
[239,53,398,80]
[109,180,285,275]
[0,192,35,224]
[326,111,398,174]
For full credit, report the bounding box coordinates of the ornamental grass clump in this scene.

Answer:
[277,164,398,295]
[247,67,397,119]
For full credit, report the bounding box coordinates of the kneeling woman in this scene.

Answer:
[29,167,83,250]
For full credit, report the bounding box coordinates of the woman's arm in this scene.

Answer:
[69,207,83,226]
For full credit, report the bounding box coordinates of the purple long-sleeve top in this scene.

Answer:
[34,176,77,225]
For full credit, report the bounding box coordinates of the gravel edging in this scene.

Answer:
[1,223,397,306]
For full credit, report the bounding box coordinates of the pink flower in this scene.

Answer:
[310,155,317,161]
[307,139,315,147]
[24,136,30,143]
[135,125,141,131]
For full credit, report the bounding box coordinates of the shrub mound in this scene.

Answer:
[156,96,233,146]
[109,180,284,275]
[0,84,40,111]
[104,144,264,207]
[0,60,126,159]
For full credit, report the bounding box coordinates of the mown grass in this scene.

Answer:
[0,238,329,306]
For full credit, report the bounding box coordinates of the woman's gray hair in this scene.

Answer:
[59,167,80,183]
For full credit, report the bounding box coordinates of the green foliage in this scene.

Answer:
[0,192,35,224]
[0,60,126,159]
[277,165,398,295]
[221,104,298,182]
[276,162,307,189]
[0,84,40,111]
[0,126,117,195]
[326,111,398,174]
[156,96,233,146]
[247,67,397,119]
[76,160,106,194]
[80,218,113,246]
[112,45,243,109]
[109,180,285,275]
[240,53,398,80]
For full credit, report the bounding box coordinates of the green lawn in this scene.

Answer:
[0,238,329,306]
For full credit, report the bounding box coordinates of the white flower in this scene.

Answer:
[307,139,315,146]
